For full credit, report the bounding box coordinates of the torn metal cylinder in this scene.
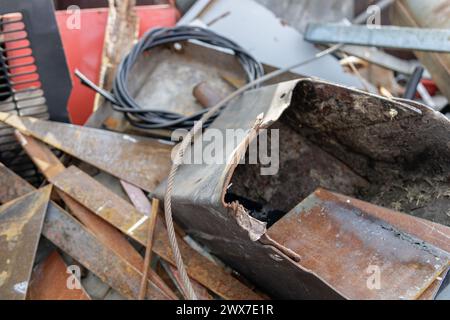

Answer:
[155,78,450,299]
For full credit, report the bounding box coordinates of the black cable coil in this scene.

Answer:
[79,26,264,133]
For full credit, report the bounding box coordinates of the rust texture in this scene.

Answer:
[50,165,262,300]
[27,251,91,300]
[92,0,138,113]
[322,190,450,254]
[166,263,213,300]
[0,162,34,205]
[0,162,173,300]
[193,82,225,108]
[17,132,177,300]
[267,189,450,300]
[0,186,51,300]
[285,81,450,226]
[153,78,450,299]
[0,112,172,192]
[42,201,173,300]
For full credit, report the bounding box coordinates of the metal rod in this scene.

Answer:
[403,66,424,100]
[138,198,160,300]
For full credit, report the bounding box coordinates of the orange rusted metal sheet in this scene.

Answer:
[16,132,177,300]
[0,162,34,204]
[266,189,450,300]
[0,186,51,300]
[27,251,91,300]
[319,190,450,254]
[0,112,172,192]
[50,165,262,300]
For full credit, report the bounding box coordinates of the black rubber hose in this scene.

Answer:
[78,26,264,134]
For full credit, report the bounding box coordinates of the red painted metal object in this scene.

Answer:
[55,5,178,125]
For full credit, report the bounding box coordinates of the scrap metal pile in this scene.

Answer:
[1,0,450,300]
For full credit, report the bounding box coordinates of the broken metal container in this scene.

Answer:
[155,78,450,299]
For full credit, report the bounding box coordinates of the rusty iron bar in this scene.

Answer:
[49,165,262,300]
[120,182,218,300]
[0,186,51,300]
[15,131,257,299]
[15,131,177,299]
[139,198,160,300]
[160,260,213,300]
[0,112,172,192]
[43,201,173,300]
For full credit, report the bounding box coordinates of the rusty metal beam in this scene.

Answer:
[50,165,262,300]
[27,251,91,300]
[0,186,51,300]
[0,112,172,192]
[16,132,254,299]
[0,154,174,300]
[15,131,177,299]
[160,260,213,300]
[120,180,151,215]
[266,189,450,300]
[42,201,172,300]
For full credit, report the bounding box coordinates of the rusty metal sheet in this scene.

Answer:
[0,162,34,204]
[267,189,450,300]
[42,201,173,300]
[16,131,177,300]
[153,78,450,299]
[50,165,263,300]
[0,186,51,300]
[27,251,91,300]
[320,190,450,254]
[0,112,172,192]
